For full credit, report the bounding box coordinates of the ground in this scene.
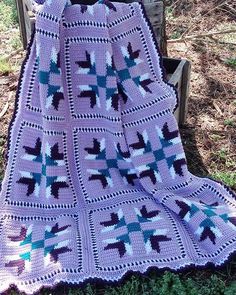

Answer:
[166,0,236,188]
[0,0,235,294]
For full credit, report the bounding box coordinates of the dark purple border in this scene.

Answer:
[4,249,236,295]
[201,173,236,200]
[1,1,236,293]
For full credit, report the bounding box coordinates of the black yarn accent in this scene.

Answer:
[1,2,236,293]
[4,29,36,164]
[4,250,236,295]
[137,0,180,114]
[0,28,36,194]
[204,174,236,200]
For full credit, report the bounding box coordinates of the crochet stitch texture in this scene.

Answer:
[0,0,236,293]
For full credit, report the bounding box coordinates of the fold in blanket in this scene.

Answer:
[0,0,235,294]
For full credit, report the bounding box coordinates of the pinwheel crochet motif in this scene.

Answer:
[0,1,235,294]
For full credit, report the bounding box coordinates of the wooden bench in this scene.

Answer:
[16,0,191,126]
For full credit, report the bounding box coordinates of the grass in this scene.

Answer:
[170,31,182,40]
[100,272,232,295]
[10,35,22,50]
[0,0,18,31]
[4,271,236,295]
[0,0,21,57]
[166,6,175,21]
[224,58,236,69]
[224,119,235,127]
[211,172,236,188]
[0,58,14,75]
[209,147,236,170]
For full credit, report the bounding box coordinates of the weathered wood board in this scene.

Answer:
[16,0,35,50]
[163,57,191,126]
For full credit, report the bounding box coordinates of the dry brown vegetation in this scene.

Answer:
[166,0,236,186]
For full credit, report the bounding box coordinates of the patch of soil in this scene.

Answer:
[166,0,236,177]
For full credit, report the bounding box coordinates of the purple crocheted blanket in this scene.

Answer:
[0,0,236,293]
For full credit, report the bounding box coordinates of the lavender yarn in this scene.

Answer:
[0,1,236,294]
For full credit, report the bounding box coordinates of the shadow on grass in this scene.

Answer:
[179,126,209,176]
